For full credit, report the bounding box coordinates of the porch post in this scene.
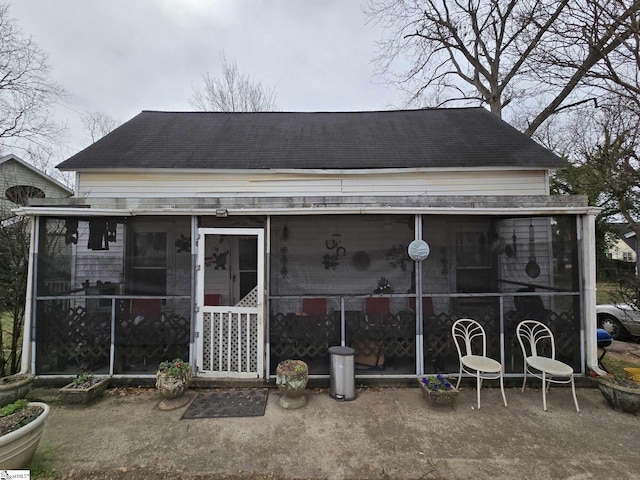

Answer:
[582,212,601,374]
[21,215,37,374]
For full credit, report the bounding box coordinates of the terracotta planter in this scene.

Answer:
[276,360,309,409]
[597,379,640,415]
[156,370,191,399]
[0,373,34,408]
[59,377,110,405]
[419,379,459,407]
[0,402,49,469]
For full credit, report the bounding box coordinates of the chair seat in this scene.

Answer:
[526,356,573,376]
[462,354,502,373]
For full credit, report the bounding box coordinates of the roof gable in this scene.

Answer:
[57,108,566,171]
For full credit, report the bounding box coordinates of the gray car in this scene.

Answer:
[597,302,640,340]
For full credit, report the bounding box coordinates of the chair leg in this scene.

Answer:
[521,367,527,392]
[476,372,481,409]
[456,366,463,389]
[499,371,508,407]
[542,371,547,411]
[570,376,580,413]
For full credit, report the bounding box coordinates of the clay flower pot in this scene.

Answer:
[156,359,192,400]
[276,359,309,409]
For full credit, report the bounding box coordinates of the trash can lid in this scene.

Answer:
[328,346,355,356]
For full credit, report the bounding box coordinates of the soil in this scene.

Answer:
[0,405,43,435]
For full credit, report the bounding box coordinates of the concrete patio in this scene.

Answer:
[27,383,640,480]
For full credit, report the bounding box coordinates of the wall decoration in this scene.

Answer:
[175,234,191,253]
[205,247,229,270]
[386,244,409,271]
[525,220,540,278]
[352,251,371,271]
[323,232,346,270]
[408,240,430,261]
[440,247,449,277]
[373,276,393,294]
[280,246,288,277]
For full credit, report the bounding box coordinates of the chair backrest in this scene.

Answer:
[302,297,327,315]
[516,320,556,359]
[366,297,390,315]
[451,318,487,358]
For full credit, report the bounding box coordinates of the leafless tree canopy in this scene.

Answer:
[365,0,640,135]
[190,54,277,112]
[81,111,119,143]
[0,4,64,151]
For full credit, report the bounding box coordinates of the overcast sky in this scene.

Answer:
[9,0,403,160]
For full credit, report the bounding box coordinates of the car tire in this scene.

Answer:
[598,314,628,340]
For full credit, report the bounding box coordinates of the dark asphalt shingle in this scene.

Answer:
[57,108,566,171]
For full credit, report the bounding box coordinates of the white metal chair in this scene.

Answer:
[451,318,508,409]
[516,320,579,412]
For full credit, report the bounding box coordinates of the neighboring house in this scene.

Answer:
[0,154,73,223]
[606,233,636,263]
[16,108,600,381]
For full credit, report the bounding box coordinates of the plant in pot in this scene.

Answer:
[275,359,309,409]
[418,374,459,407]
[0,372,35,408]
[596,373,640,415]
[0,398,50,468]
[156,358,192,400]
[59,373,110,405]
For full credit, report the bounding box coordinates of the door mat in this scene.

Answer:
[181,388,269,419]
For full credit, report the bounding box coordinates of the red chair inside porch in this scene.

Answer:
[366,297,391,324]
[131,299,162,320]
[302,298,327,315]
[408,296,434,316]
[204,294,221,306]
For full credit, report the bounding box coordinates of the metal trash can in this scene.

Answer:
[329,346,356,401]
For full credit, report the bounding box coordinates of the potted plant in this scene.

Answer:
[59,373,110,405]
[156,358,192,400]
[596,374,640,415]
[275,359,309,409]
[0,398,49,468]
[418,374,459,407]
[0,372,35,408]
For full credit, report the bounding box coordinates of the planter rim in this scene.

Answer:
[0,402,49,447]
[0,373,35,389]
[59,376,110,392]
[597,378,640,395]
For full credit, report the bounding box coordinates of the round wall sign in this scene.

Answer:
[408,240,430,261]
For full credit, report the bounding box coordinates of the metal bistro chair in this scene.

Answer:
[451,318,508,409]
[516,320,579,412]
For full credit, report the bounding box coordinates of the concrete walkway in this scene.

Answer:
[28,384,640,480]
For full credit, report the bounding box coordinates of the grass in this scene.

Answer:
[596,282,618,304]
[601,349,640,377]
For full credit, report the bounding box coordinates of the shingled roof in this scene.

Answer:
[57,108,566,171]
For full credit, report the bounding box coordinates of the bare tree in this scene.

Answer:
[0,4,64,152]
[190,53,277,112]
[81,111,119,143]
[365,0,639,136]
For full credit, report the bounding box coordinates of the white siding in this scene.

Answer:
[76,170,548,198]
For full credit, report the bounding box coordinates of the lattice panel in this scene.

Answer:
[202,311,259,374]
[235,286,258,307]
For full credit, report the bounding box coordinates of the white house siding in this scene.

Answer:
[76,170,548,198]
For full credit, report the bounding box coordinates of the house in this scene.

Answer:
[0,154,73,223]
[16,108,600,381]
